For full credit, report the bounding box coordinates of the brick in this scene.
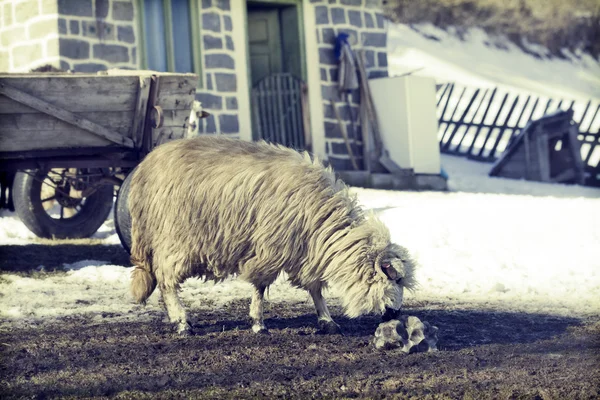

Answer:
[341,0,362,5]
[0,50,9,71]
[29,18,59,39]
[203,12,221,32]
[377,51,387,67]
[214,72,236,92]
[219,114,239,134]
[45,37,60,57]
[93,44,129,63]
[113,1,134,21]
[203,35,222,50]
[58,18,67,34]
[73,63,107,72]
[226,96,238,110]
[224,15,232,31]
[364,12,375,28]
[15,0,39,23]
[202,0,211,8]
[319,48,337,65]
[95,0,109,18]
[320,68,327,82]
[205,73,213,90]
[82,21,115,40]
[365,50,375,68]
[337,28,358,44]
[12,42,43,67]
[196,92,222,110]
[217,0,230,10]
[70,20,80,34]
[361,32,386,47]
[329,67,338,82]
[40,0,57,14]
[118,26,135,43]
[59,38,89,59]
[322,28,335,45]
[203,114,217,134]
[3,2,12,26]
[225,35,234,50]
[366,0,381,8]
[376,12,385,28]
[348,10,362,27]
[205,54,234,69]
[367,69,387,79]
[131,47,137,64]
[330,7,346,24]
[60,60,71,70]
[321,84,340,102]
[315,6,328,25]
[58,0,92,17]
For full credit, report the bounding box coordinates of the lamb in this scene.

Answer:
[128,136,417,335]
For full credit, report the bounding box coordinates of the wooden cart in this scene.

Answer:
[0,69,205,240]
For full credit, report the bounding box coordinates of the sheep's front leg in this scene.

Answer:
[309,287,342,334]
[249,285,268,334]
[159,284,192,336]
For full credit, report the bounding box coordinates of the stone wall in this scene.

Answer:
[57,0,138,72]
[0,0,60,72]
[194,0,240,137]
[312,0,389,171]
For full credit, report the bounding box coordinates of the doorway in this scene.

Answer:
[247,1,309,150]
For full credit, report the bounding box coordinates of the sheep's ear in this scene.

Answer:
[380,261,398,280]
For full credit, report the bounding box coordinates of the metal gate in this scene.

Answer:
[251,73,309,150]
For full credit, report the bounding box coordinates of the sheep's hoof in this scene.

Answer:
[252,324,270,335]
[317,320,342,335]
[176,321,193,336]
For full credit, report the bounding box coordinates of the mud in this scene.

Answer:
[1,243,599,399]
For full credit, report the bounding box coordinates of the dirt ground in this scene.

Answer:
[1,244,599,399]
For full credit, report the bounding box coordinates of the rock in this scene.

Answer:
[373,316,439,353]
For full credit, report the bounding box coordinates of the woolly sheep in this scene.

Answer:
[129,136,417,335]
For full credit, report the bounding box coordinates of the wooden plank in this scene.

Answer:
[536,131,551,182]
[488,95,520,158]
[0,91,137,114]
[152,127,187,146]
[131,76,152,148]
[153,96,196,110]
[567,125,586,184]
[466,88,497,156]
[0,81,134,148]
[0,111,134,136]
[0,126,114,152]
[143,75,160,154]
[551,168,577,183]
[441,86,467,143]
[477,92,509,157]
[0,75,138,93]
[442,89,480,151]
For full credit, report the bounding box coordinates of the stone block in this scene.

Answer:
[205,54,234,69]
[367,70,387,79]
[70,20,80,34]
[93,44,129,63]
[321,28,335,45]
[60,38,90,59]
[315,6,328,25]
[320,68,327,82]
[203,35,223,50]
[202,0,211,8]
[214,72,236,92]
[361,32,386,47]
[40,0,57,14]
[337,28,357,44]
[321,84,341,103]
[330,7,345,24]
[203,12,221,33]
[364,12,375,28]
[0,50,9,71]
[3,2,12,26]
[131,47,137,64]
[225,35,234,50]
[203,114,217,134]
[341,0,362,5]
[12,42,43,67]
[58,18,67,34]
[82,21,115,40]
[15,0,39,23]
[219,114,239,134]
[73,63,107,73]
[318,48,337,65]
[376,12,385,28]
[118,26,135,43]
[205,73,213,90]
[45,37,60,57]
[217,0,230,11]
[348,10,362,27]
[365,50,375,68]
[95,0,109,18]
[226,96,238,110]
[223,15,232,31]
[58,0,92,17]
[366,0,381,8]
[29,18,59,39]
[113,1,134,21]
[196,92,223,110]
[60,60,71,70]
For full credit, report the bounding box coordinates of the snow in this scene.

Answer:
[1,154,599,329]
[387,23,600,102]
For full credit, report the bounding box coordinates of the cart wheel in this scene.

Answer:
[114,168,134,254]
[12,168,114,239]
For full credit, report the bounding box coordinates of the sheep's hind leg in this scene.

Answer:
[249,285,269,334]
[159,284,192,336]
[309,286,342,335]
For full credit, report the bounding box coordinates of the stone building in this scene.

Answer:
[0,0,395,172]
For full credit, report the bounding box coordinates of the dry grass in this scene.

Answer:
[383,0,600,59]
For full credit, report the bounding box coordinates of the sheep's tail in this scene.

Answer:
[130,252,156,305]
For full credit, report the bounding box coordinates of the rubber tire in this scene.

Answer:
[114,167,135,254]
[12,169,115,239]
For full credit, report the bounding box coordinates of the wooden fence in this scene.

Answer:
[436,83,600,186]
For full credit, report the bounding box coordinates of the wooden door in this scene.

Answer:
[247,9,283,85]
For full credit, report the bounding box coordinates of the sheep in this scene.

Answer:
[128,136,417,335]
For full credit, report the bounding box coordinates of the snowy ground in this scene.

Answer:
[1,154,599,331]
